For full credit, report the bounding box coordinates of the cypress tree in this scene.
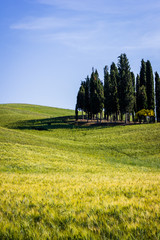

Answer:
[95,70,104,117]
[155,72,160,122]
[90,70,96,118]
[110,62,119,79]
[90,69,104,118]
[136,74,141,111]
[131,72,136,120]
[76,81,85,118]
[139,59,148,111]
[97,76,104,121]
[117,54,134,120]
[140,59,147,87]
[104,66,111,120]
[146,60,155,110]
[84,75,90,119]
[131,72,136,98]
[110,64,119,120]
[139,85,147,110]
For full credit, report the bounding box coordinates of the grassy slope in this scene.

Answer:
[0,104,160,240]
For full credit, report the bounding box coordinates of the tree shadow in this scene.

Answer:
[7,115,130,131]
[8,115,77,130]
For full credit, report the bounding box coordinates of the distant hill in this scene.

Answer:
[0,103,75,128]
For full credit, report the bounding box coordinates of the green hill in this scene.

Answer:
[0,104,160,239]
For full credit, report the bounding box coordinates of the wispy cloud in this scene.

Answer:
[36,0,160,15]
[10,0,160,53]
[41,31,92,46]
[36,0,128,15]
[10,13,102,51]
[37,0,103,12]
[10,17,71,30]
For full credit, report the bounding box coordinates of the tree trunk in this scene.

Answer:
[121,112,123,121]
[116,112,118,122]
[132,112,134,122]
[82,111,84,120]
[100,112,102,123]
[125,113,128,124]
[128,113,130,122]
[75,109,78,121]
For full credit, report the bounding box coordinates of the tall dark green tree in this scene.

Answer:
[90,70,97,117]
[110,62,119,79]
[84,75,90,118]
[96,74,104,120]
[136,74,141,111]
[138,59,149,112]
[131,72,136,120]
[90,69,104,118]
[155,72,160,122]
[138,85,147,110]
[110,63,119,120]
[117,54,134,120]
[104,66,111,120]
[111,62,120,116]
[140,59,147,87]
[76,81,85,118]
[146,60,155,110]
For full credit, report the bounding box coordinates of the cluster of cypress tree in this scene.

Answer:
[75,69,104,120]
[76,53,160,122]
[136,59,155,111]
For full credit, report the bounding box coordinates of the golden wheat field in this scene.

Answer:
[0,104,160,239]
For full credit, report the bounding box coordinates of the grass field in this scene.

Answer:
[0,104,160,240]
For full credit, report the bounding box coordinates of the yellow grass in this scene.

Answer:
[0,104,160,239]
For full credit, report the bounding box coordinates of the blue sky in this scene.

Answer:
[1,0,160,109]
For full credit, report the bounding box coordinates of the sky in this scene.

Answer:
[0,0,160,110]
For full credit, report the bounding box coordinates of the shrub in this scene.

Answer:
[135,109,155,123]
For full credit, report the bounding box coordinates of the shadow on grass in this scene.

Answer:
[8,116,76,130]
[6,116,128,131]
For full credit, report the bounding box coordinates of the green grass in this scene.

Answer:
[0,103,160,239]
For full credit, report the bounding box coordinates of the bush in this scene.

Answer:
[135,109,155,123]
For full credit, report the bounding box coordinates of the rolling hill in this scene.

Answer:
[0,104,160,240]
